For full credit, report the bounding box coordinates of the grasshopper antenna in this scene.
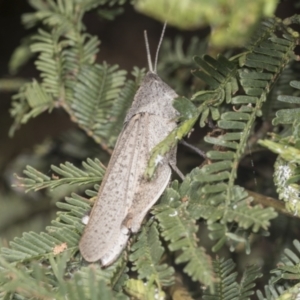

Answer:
[154,21,167,73]
[144,30,153,73]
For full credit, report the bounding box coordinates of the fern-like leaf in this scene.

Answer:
[14,158,105,192]
[271,239,300,282]
[204,258,261,300]
[203,258,239,300]
[256,281,291,300]
[129,220,175,287]
[1,193,90,263]
[94,67,145,147]
[186,168,277,251]
[153,184,215,290]
[72,63,128,146]
[238,265,262,299]
[0,253,128,300]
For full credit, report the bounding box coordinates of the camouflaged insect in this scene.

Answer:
[79,24,180,265]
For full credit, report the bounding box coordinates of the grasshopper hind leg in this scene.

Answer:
[169,146,185,180]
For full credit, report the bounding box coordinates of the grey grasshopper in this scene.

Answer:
[79,23,182,266]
